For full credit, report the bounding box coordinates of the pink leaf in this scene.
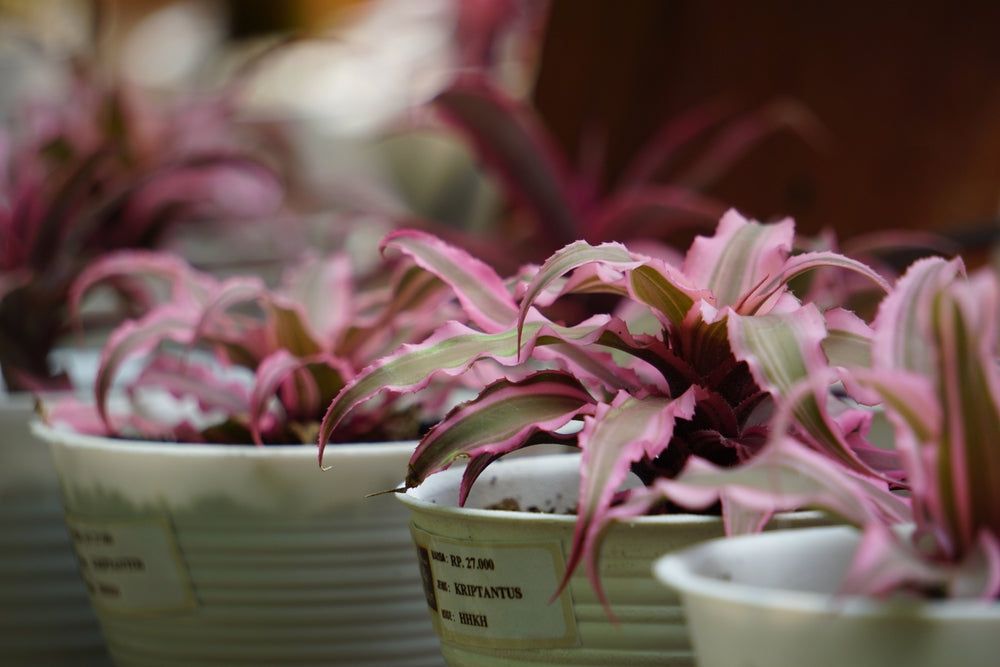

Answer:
[94,303,203,430]
[564,389,697,613]
[69,249,218,322]
[407,371,594,490]
[682,210,794,309]
[275,252,355,345]
[433,76,585,248]
[383,229,517,332]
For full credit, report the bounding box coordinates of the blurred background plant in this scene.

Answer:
[3,0,997,389]
[0,0,551,393]
[43,241,467,445]
[0,57,287,391]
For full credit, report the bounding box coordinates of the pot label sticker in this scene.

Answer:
[65,515,196,614]
[410,524,578,649]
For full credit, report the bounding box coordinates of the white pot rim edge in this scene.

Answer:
[30,419,417,460]
[654,525,1000,619]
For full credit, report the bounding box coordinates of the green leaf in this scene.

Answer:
[407,372,593,486]
[628,264,698,328]
[729,306,886,477]
[385,229,517,332]
[319,319,604,463]
[516,241,640,342]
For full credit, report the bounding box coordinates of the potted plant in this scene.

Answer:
[652,254,1000,666]
[317,209,907,664]
[32,242,465,666]
[0,62,284,666]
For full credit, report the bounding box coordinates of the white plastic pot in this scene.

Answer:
[33,422,445,667]
[1,393,111,666]
[398,453,828,666]
[654,525,1000,667]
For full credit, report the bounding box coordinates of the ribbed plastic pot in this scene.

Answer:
[33,422,445,667]
[397,453,828,666]
[653,525,1000,667]
[1,394,112,666]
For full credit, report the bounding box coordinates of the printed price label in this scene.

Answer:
[410,524,578,649]
[66,515,196,614]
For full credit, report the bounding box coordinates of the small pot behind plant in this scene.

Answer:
[398,453,830,666]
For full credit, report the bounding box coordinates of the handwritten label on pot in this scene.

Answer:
[410,524,578,649]
[66,515,196,614]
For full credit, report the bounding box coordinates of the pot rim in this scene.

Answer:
[397,487,736,526]
[654,524,1000,619]
[397,452,826,527]
[30,420,417,460]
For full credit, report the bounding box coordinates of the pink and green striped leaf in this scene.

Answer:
[94,303,203,428]
[514,240,642,339]
[563,389,698,609]
[275,252,355,345]
[683,211,795,309]
[318,318,607,462]
[383,228,517,333]
[406,371,594,488]
[728,304,900,479]
[69,249,217,321]
[873,257,1000,560]
[745,250,891,315]
[647,435,911,530]
[842,523,1000,599]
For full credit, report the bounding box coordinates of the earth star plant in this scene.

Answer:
[658,255,1000,600]
[318,209,901,604]
[43,243,464,445]
[860,257,1000,598]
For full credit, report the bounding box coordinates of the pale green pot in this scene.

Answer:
[397,453,829,666]
[33,422,445,667]
[654,525,1000,667]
